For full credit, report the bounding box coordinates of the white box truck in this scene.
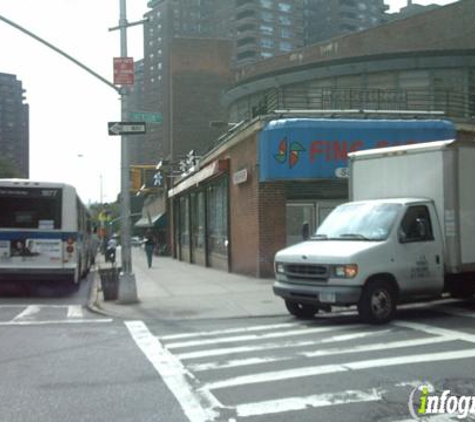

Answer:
[273,139,475,323]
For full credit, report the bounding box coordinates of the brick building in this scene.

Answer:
[168,117,455,277]
[167,1,474,278]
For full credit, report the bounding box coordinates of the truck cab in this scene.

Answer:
[274,198,444,323]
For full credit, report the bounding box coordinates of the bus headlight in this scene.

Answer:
[333,264,358,278]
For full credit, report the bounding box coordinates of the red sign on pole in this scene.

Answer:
[113,57,134,85]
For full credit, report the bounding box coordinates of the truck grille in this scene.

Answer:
[285,264,328,281]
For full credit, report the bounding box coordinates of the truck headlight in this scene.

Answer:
[333,264,358,278]
[275,262,285,274]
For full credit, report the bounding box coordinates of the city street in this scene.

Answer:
[1,269,475,421]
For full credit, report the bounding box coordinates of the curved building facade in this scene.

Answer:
[224,0,475,130]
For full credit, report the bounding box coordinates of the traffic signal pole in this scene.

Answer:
[0,3,143,304]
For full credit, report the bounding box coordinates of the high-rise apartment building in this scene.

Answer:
[390,0,441,20]
[0,73,29,178]
[303,0,388,45]
[134,0,234,166]
[235,0,304,65]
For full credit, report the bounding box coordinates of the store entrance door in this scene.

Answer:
[286,200,345,246]
[286,203,315,246]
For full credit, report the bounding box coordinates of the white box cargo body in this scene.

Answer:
[349,139,475,274]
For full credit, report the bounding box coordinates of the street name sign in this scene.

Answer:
[108,122,146,136]
[129,111,162,124]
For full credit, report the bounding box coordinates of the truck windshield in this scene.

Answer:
[315,203,402,241]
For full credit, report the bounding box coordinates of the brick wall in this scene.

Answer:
[226,134,260,276]
[170,38,233,160]
[211,127,287,278]
[258,182,287,278]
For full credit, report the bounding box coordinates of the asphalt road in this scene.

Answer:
[0,276,188,422]
[1,278,475,422]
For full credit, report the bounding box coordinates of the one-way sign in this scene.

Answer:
[108,122,146,136]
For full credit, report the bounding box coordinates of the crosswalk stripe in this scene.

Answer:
[0,304,112,325]
[189,334,453,372]
[125,320,221,422]
[159,322,301,341]
[201,348,475,391]
[176,328,393,360]
[12,305,40,322]
[67,305,84,318]
[0,318,113,326]
[394,321,475,343]
[166,324,362,349]
[235,388,384,418]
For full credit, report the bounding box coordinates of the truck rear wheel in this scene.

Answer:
[358,280,396,324]
[285,300,319,319]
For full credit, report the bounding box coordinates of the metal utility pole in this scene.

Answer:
[114,0,138,303]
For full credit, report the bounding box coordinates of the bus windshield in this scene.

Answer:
[0,187,62,229]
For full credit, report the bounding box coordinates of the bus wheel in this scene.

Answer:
[358,280,396,324]
[285,300,319,319]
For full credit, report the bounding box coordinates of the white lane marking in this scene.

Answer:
[190,357,291,372]
[159,322,301,341]
[0,319,112,326]
[302,335,454,358]
[0,304,81,308]
[189,329,395,372]
[394,321,475,343]
[202,348,475,391]
[12,305,41,321]
[125,320,222,422]
[67,305,84,318]
[177,328,392,360]
[166,324,362,349]
[235,388,384,418]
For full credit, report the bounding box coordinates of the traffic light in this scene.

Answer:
[130,168,141,191]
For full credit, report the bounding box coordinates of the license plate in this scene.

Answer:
[320,292,336,303]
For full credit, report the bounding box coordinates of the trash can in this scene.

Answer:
[99,267,119,301]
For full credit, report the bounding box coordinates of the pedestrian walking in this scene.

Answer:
[144,230,156,268]
[90,226,100,265]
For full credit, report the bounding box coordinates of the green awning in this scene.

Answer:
[134,213,167,228]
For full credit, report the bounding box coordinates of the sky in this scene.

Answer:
[0,0,459,205]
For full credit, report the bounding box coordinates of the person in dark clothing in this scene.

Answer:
[144,230,156,268]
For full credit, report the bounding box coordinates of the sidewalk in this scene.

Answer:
[88,247,286,320]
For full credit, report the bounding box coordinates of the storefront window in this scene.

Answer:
[191,191,205,250]
[179,196,190,248]
[206,178,228,256]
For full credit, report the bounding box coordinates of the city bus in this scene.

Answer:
[0,179,92,288]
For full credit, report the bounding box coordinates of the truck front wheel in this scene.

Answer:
[358,280,396,324]
[285,300,319,319]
